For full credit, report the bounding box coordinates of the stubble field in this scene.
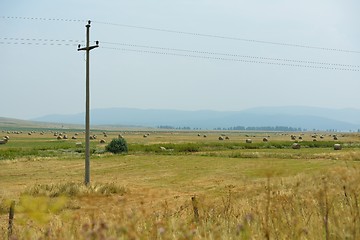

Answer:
[1,129,360,239]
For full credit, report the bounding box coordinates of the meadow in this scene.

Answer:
[1,129,360,239]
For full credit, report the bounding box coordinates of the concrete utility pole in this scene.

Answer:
[78,20,99,186]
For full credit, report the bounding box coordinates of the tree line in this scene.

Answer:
[157,125,303,131]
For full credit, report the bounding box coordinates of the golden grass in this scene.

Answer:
[1,131,360,239]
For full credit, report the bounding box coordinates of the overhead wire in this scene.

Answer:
[1,15,359,71]
[1,15,359,54]
[0,41,72,46]
[101,46,359,72]
[0,38,82,46]
[92,21,360,54]
[0,37,358,71]
[0,16,84,23]
[101,41,360,69]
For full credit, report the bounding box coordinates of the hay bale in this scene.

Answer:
[334,144,342,150]
[292,143,301,149]
[246,139,252,143]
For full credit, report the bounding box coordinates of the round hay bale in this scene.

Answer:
[100,139,106,144]
[218,136,224,141]
[334,144,342,150]
[292,143,301,149]
[246,139,252,143]
[263,137,268,142]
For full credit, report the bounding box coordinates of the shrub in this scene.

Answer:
[106,138,128,154]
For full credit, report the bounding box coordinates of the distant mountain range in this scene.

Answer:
[30,106,360,131]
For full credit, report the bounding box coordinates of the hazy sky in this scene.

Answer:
[1,0,359,119]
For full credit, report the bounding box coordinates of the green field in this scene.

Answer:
[1,129,360,239]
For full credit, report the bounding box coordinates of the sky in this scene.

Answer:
[1,0,359,119]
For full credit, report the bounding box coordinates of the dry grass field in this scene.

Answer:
[1,129,360,239]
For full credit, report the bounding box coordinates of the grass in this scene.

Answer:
[1,130,360,239]
[24,182,126,197]
[129,140,349,154]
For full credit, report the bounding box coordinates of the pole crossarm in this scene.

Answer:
[77,20,99,186]
[78,45,99,51]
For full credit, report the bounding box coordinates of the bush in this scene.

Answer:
[106,138,128,154]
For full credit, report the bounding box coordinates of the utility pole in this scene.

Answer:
[78,20,99,186]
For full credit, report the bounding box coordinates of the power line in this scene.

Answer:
[0,38,81,47]
[0,16,84,22]
[0,37,81,42]
[101,41,360,69]
[93,21,360,54]
[101,46,359,72]
[2,16,359,54]
[0,40,78,47]
[1,37,358,71]
[0,41,77,46]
